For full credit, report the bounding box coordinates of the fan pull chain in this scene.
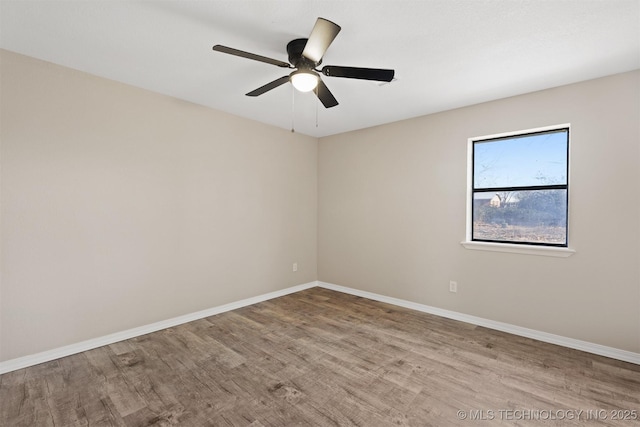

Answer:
[291,85,295,133]
[316,93,319,128]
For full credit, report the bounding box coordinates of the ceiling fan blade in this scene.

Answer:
[302,18,341,63]
[322,66,395,82]
[315,79,339,108]
[213,45,291,68]
[246,76,290,97]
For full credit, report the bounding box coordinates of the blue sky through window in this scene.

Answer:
[474,130,568,189]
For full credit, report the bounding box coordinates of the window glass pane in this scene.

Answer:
[474,130,568,189]
[473,189,567,245]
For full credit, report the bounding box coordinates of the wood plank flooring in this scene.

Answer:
[1,287,639,426]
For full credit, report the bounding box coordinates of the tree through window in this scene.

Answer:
[471,126,569,246]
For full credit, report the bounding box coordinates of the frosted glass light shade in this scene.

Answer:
[290,70,319,92]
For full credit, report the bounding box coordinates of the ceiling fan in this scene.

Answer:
[212,18,395,108]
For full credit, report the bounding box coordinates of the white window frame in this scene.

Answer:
[461,124,575,257]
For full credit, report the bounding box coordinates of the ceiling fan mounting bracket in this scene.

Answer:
[287,38,320,68]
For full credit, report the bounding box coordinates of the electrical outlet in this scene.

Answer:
[449,281,458,293]
[293,263,298,272]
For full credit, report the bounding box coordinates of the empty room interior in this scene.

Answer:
[1,1,639,426]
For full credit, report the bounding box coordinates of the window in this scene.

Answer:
[469,125,569,248]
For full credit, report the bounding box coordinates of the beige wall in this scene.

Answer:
[318,71,640,353]
[0,50,318,361]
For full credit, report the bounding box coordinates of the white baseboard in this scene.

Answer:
[2,280,638,375]
[0,281,317,375]
[318,281,640,365]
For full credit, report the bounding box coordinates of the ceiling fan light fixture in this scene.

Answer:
[290,69,319,92]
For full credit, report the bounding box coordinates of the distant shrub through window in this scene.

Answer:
[471,126,569,246]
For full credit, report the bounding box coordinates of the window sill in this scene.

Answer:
[461,241,576,257]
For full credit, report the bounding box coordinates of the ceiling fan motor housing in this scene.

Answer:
[287,38,320,69]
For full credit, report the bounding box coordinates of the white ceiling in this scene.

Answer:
[1,1,639,137]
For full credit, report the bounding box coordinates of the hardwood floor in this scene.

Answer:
[1,287,639,426]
